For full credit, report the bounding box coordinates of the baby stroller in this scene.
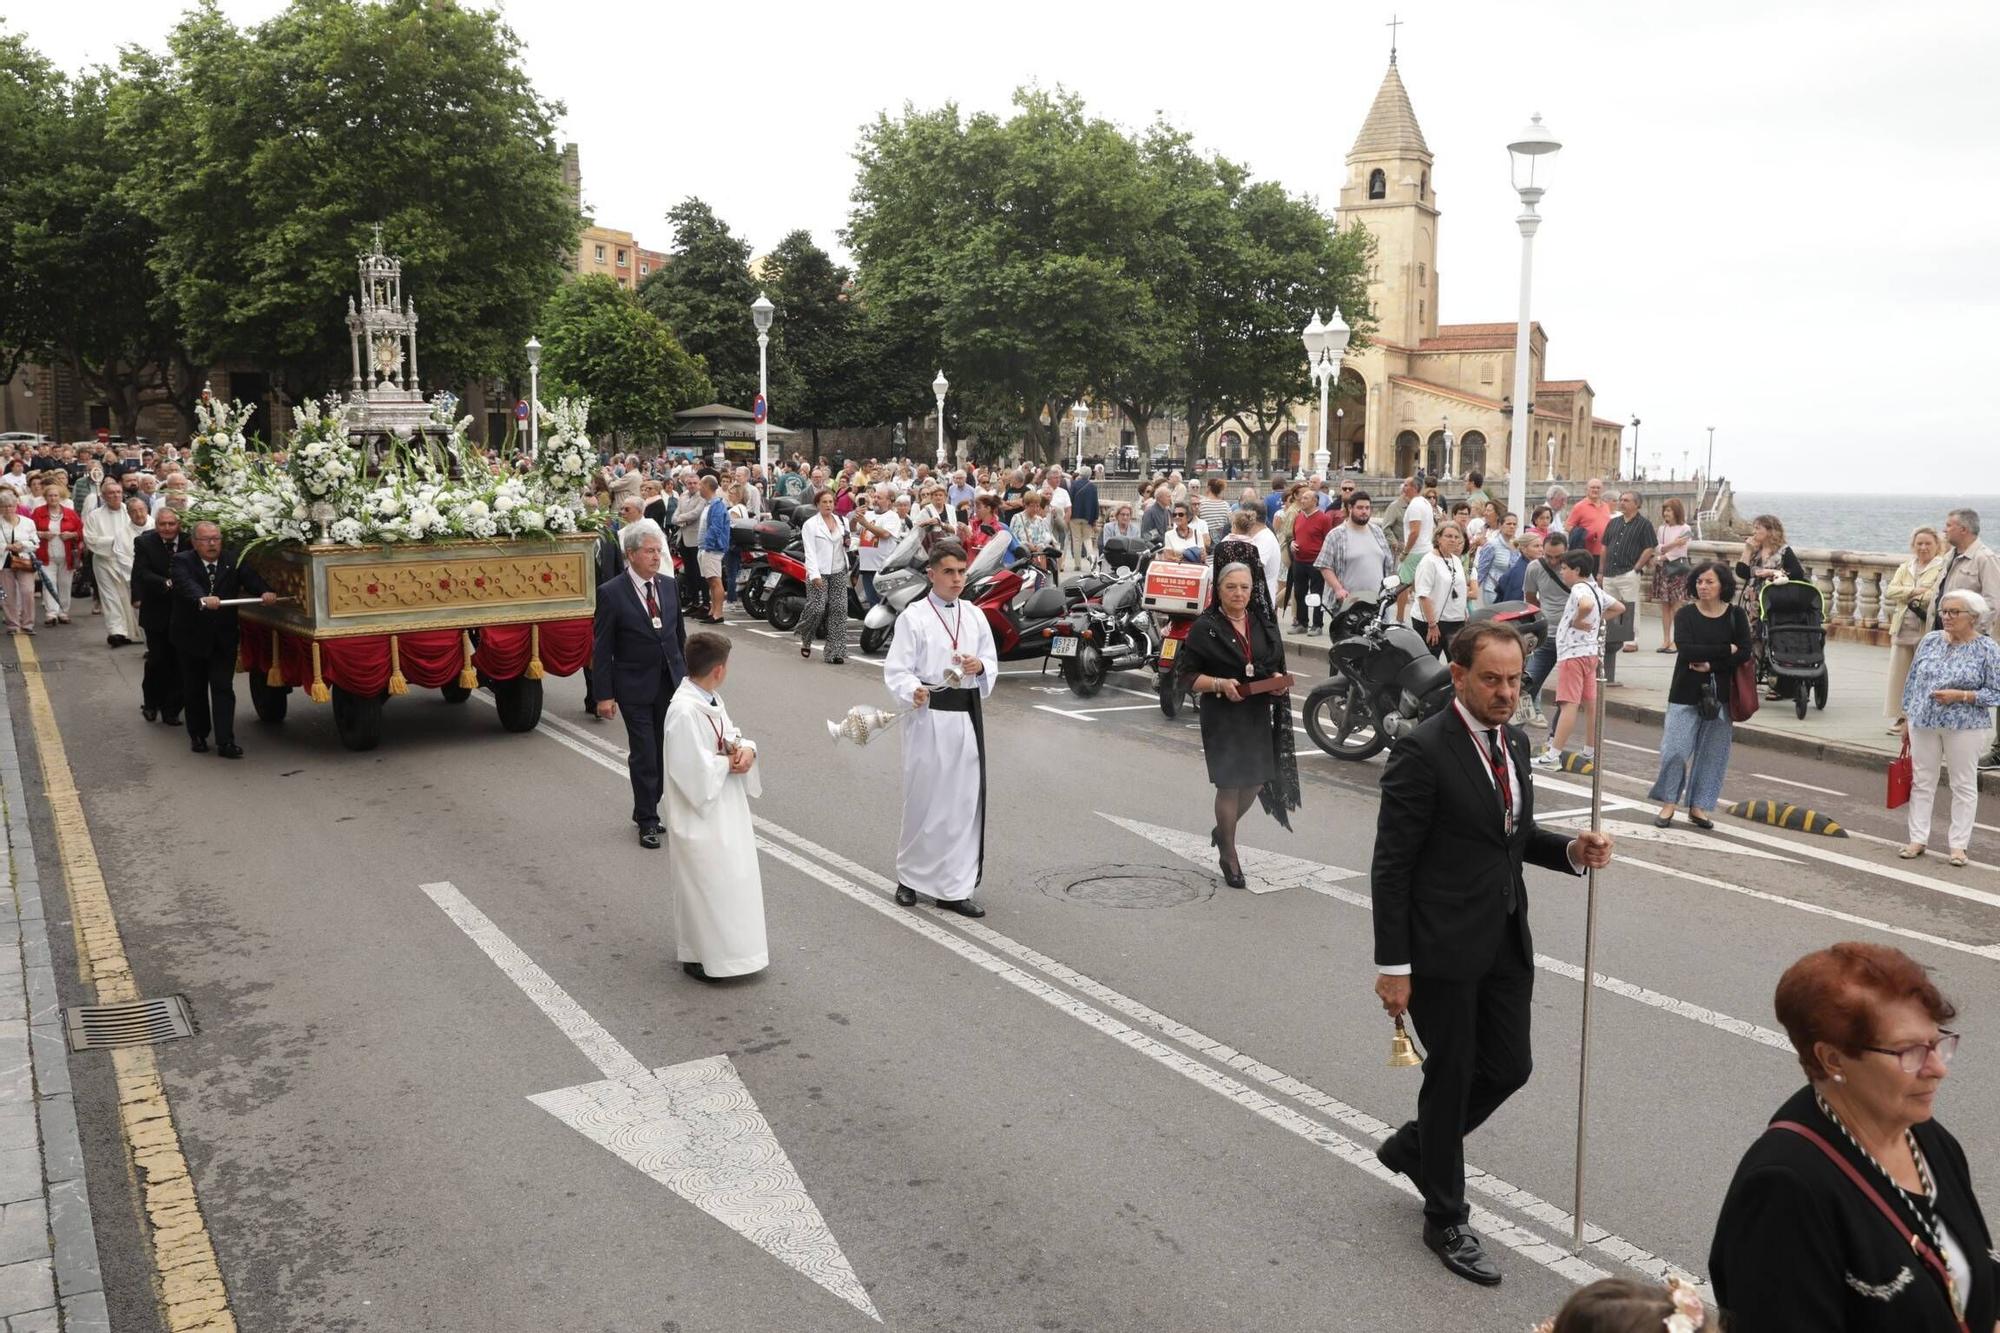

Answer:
[1757,580,1828,719]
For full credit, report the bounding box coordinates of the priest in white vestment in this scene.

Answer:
[83,484,139,645]
[884,541,998,916]
[663,632,768,980]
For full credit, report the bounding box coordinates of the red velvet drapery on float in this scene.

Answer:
[239,617,591,700]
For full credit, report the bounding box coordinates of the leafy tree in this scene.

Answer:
[0,28,68,386]
[637,198,763,409]
[115,0,578,416]
[538,275,710,446]
[7,66,205,439]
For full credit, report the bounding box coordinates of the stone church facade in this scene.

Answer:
[1220,58,1624,486]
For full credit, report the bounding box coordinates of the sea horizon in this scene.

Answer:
[1726,491,1999,555]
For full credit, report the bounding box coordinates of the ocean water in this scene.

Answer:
[1727,493,2000,556]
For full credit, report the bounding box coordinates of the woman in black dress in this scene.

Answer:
[1709,941,1995,1332]
[1178,542,1300,887]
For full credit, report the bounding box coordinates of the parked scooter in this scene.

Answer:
[856,525,930,655]
[963,536,1083,665]
[1141,543,1212,717]
[1301,578,1547,760]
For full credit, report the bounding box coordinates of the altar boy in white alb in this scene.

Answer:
[663,632,768,980]
[885,541,998,917]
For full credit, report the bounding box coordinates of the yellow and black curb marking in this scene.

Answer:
[1727,798,1847,838]
[17,638,238,1332]
[1556,751,1595,775]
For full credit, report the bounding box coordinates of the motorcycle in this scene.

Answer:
[735,516,797,620]
[1301,579,1547,761]
[856,525,931,655]
[1141,544,1212,717]
[1049,543,1160,697]
[963,536,1086,665]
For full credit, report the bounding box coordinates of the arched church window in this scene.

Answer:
[1368,169,1386,200]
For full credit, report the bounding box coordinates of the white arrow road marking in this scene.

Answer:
[1100,814,1794,1049]
[1098,813,1365,895]
[418,881,880,1323]
[1545,817,1802,864]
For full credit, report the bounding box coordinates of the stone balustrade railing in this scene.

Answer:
[1684,541,1904,645]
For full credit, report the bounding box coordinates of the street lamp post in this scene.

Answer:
[1302,306,1349,478]
[1504,113,1561,519]
[751,292,775,470]
[1334,408,1344,472]
[1705,425,1715,488]
[1441,414,1454,482]
[932,370,950,468]
[1546,433,1557,482]
[1629,415,1642,481]
[1071,401,1089,472]
[524,335,541,460]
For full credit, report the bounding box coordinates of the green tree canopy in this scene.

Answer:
[539,275,710,446]
[846,87,1372,463]
[637,198,765,411]
[114,0,578,407]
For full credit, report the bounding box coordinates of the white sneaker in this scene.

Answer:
[1532,748,1561,769]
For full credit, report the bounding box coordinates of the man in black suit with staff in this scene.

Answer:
[1369,620,1613,1286]
[592,517,688,849]
[170,521,278,758]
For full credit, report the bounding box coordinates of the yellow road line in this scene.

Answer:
[16,637,238,1333]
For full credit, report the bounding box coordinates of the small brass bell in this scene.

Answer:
[1388,1016,1423,1068]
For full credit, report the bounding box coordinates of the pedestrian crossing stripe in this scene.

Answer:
[1726,799,1847,838]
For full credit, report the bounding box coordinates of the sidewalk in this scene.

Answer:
[1276,603,1997,789]
[0,676,108,1330]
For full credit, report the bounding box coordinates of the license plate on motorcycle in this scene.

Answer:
[1160,638,1178,662]
[763,571,782,589]
[1050,636,1078,657]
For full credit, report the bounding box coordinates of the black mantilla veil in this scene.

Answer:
[1177,536,1302,829]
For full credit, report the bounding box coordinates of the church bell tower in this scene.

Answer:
[1336,54,1439,349]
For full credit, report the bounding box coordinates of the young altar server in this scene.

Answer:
[663,631,768,981]
[884,540,998,916]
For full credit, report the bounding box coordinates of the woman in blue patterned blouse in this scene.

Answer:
[1901,589,2000,866]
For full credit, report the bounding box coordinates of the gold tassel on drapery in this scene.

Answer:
[266,630,284,687]
[525,623,544,680]
[235,637,250,674]
[309,641,331,703]
[458,631,479,689]
[387,633,409,695]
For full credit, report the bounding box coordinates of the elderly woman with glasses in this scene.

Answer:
[1709,942,1993,1333]
[1899,590,2000,867]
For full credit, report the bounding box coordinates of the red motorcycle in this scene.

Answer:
[1140,554,1212,717]
[962,537,1094,664]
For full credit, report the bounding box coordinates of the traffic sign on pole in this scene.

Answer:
[515,399,529,422]
[752,394,767,425]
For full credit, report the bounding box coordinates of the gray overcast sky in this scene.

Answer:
[9,0,1997,490]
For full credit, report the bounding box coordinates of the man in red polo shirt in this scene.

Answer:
[1562,476,1613,559]
[1288,488,1336,632]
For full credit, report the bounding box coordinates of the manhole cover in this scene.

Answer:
[65,996,196,1052]
[1035,864,1214,909]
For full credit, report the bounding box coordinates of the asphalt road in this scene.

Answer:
[12,612,2000,1332]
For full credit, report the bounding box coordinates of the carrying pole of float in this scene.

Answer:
[1570,608,1610,1254]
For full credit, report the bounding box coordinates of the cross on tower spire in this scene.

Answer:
[1386,12,1403,64]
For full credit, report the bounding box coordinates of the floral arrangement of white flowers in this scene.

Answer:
[286,396,362,540]
[190,392,259,491]
[187,392,585,549]
[536,397,594,501]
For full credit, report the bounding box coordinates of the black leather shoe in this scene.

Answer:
[216,743,244,759]
[141,706,158,722]
[1376,1134,1417,1182]
[1424,1224,1502,1286]
[1689,813,1715,830]
[639,827,661,849]
[160,714,181,727]
[1652,812,1674,828]
[895,885,918,907]
[682,961,707,980]
[190,737,209,753]
[937,897,985,918]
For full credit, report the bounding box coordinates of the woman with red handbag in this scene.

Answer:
[1899,590,2000,867]
[1709,943,1993,1333]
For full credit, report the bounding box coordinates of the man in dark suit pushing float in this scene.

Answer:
[591,518,688,849]
[1369,620,1614,1287]
[169,521,278,759]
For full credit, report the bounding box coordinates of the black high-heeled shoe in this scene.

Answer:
[1223,860,1247,890]
[1210,826,1221,849]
